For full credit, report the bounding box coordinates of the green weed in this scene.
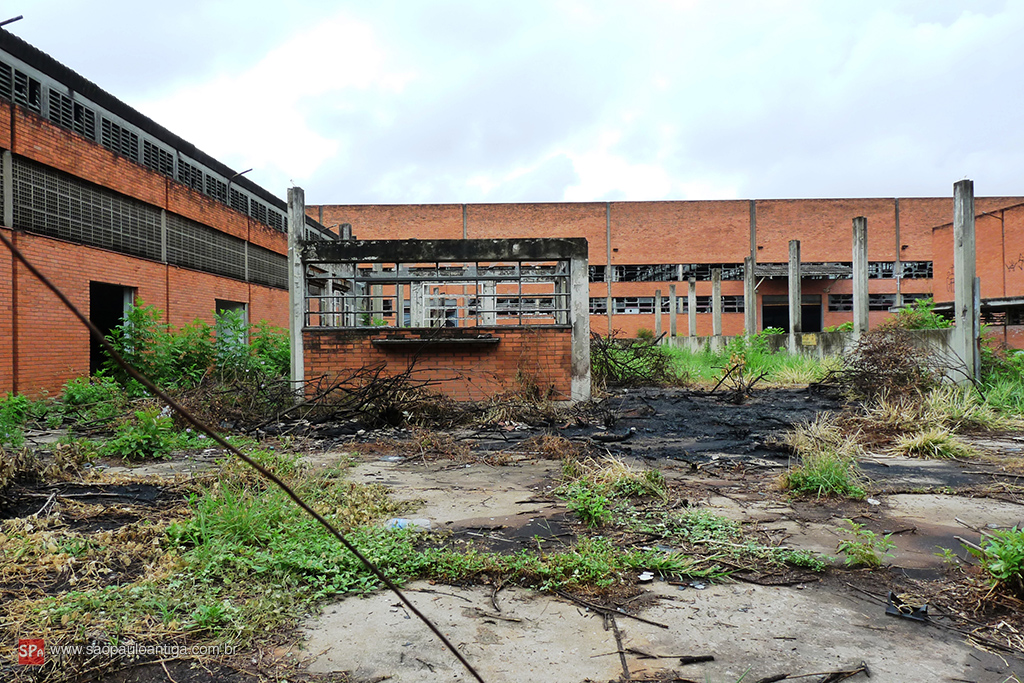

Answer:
[101,409,176,460]
[963,527,1024,597]
[780,415,865,499]
[836,519,894,567]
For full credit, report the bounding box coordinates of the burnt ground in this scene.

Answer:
[4,386,1024,682]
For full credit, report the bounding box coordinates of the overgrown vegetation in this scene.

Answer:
[663,330,834,386]
[590,331,686,387]
[964,527,1024,597]
[779,414,865,499]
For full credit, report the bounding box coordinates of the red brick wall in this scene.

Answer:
[0,105,291,396]
[304,326,573,402]
[11,232,168,395]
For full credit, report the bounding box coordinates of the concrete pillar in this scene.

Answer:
[894,198,903,307]
[852,217,869,337]
[569,253,592,401]
[605,202,613,335]
[371,263,383,324]
[743,256,757,335]
[480,281,497,325]
[654,289,662,338]
[687,278,697,337]
[953,179,979,383]
[711,268,723,336]
[669,284,677,338]
[287,187,305,394]
[788,240,802,354]
[395,283,405,328]
[410,283,427,326]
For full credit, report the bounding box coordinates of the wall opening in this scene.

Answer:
[89,282,134,374]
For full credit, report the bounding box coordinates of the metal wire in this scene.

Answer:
[0,228,487,683]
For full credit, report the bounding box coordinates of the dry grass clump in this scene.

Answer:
[893,428,977,459]
[840,327,938,401]
[562,454,667,500]
[779,413,866,499]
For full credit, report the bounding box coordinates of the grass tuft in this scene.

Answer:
[893,428,977,459]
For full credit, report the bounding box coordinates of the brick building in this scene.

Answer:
[0,31,332,397]
[310,197,1024,345]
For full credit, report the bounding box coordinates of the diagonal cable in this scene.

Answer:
[0,229,486,683]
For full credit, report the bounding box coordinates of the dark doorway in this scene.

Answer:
[761,294,822,333]
[90,282,134,374]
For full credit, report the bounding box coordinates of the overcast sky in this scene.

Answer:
[7,1,1023,203]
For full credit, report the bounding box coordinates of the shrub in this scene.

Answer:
[882,297,952,330]
[841,326,937,400]
[0,393,31,449]
[964,527,1024,597]
[102,408,175,460]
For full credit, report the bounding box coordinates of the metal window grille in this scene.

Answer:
[11,156,162,260]
[47,89,74,130]
[0,61,11,101]
[676,295,744,314]
[100,118,139,160]
[177,159,204,192]
[229,187,249,214]
[901,261,933,279]
[142,140,174,177]
[205,175,227,203]
[267,209,284,232]
[166,213,246,281]
[828,294,852,312]
[248,244,288,290]
[869,293,897,311]
[12,68,41,112]
[250,200,268,224]
[589,297,608,314]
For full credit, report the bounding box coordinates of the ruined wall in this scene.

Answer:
[1,102,288,396]
[317,196,1024,340]
[304,326,573,402]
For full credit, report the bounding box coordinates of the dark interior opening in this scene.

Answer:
[89,282,132,375]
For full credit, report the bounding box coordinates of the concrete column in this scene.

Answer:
[605,202,613,334]
[711,268,723,336]
[287,187,305,394]
[480,281,497,325]
[852,216,869,337]
[371,263,383,324]
[669,284,677,338]
[743,256,757,335]
[687,278,697,337]
[569,253,592,401]
[953,179,979,383]
[395,283,405,327]
[788,240,802,354]
[654,289,662,338]
[2,151,12,228]
[410,283,427,326]
[894,198,903,307]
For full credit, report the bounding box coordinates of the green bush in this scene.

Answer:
[882,297,952,330]
[102,408,176,460]
[104,301,290,392]
[964,527,1024,597]
[0,393,31,448]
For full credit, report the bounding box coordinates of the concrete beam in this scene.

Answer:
[788,240,802,354]
[953,179,979,383]
[287,187,305,394]
[852,216,869,337]
[302,238,589,265]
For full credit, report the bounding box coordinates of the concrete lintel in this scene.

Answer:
[302,237,589,264]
